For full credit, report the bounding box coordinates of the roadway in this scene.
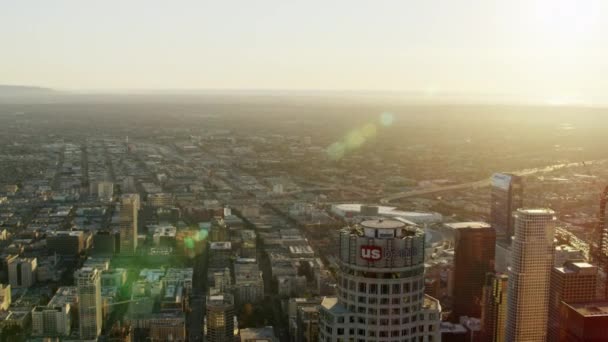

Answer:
[380,159,607,204]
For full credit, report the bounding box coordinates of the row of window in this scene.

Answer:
[339,277,425,295]
[327,324,435,335]
[340,291,425,306]
[318,330,436,342]
[331,313,428,325]
[340,264,425,278]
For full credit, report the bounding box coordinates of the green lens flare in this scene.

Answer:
[380,112,394,126]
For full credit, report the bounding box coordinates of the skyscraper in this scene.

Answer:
[490,173,523,241]
[448,222,496,320]
[206,294,235,342]
[547,261,598,342]
[119,193,140,255]
[75,267,102,339]
[318,219,441,341]
[480,273,508,342]
[505,208,556,341]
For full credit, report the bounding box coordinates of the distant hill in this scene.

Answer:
[0,85,57,96]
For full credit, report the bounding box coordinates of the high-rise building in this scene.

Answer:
[558,301,608,340]
[480,273,508,342]
[7,256,37,288]
[490,173,523,241]
[208,242,232,274]
[119,194,140,255]
[547,261,598,342]
[206,294,235,342]
[75,267,103,339]
[318,219,441,341]
[505,208,556,342]
[448,222,496,320]
[31,304,71,337]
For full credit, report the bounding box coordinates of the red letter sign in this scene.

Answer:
[360,245,382,261]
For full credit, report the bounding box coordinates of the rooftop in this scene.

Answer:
[566,301,608,317]
[361,219,405,230]
[320,297,348,315]
[423,295,441,311]
[444,222,491,229]
[240,327,276,340]
[210,241,232,250]
[555,262,597,275]
[518,208,555,215]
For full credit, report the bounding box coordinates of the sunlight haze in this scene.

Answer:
[2,0,608,103]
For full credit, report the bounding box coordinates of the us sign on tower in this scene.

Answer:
[360,245,382,261]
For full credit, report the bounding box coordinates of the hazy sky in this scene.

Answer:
[2,0,608,102]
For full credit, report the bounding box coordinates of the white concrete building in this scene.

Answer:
[505,209,556,341]
[318,219,441,341]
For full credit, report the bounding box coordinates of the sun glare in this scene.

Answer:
[531,0,600,45]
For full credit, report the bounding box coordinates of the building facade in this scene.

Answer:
[296,306,319,342]
[505,209,556,341]
[234,259,264,305]
[7,256,37,288]
[318,219,441,341]
[547,261,598,342]
[490,173,523,241]
[0,284,11,310]
[31,304,71,337]
[480,273,508,342]
[449,222,496,320]
[46,230,85,256]
[76,267,103,339]
[558,301,608,341]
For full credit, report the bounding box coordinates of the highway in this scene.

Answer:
[380,159,607,204]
